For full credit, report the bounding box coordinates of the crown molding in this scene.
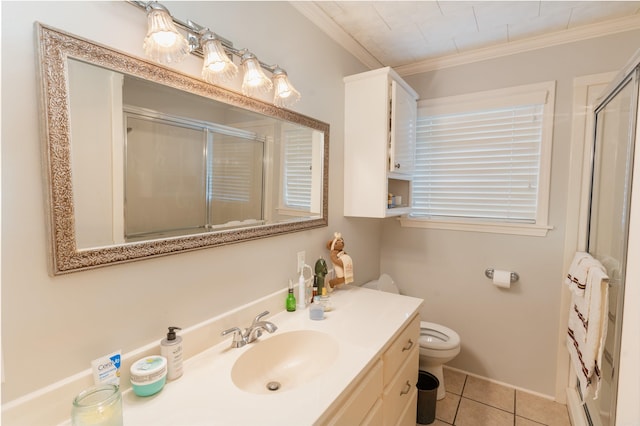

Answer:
[395,14,640,76]
[291,1,640,77]
[290,1,383,69]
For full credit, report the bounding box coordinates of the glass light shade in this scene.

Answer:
[273,68,301,108]
[241,52,273,97]
[201,34,238,84]
[143,4,189,64]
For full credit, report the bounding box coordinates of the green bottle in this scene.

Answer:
[286,280,296,312]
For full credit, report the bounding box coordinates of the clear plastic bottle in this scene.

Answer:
[309,296,324,320]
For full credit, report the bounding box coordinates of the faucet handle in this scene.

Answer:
[221,326,247,348]
[252,310,270,325]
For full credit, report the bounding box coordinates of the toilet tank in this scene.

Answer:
[362,274,400,294]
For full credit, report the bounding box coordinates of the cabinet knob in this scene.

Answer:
[402,338,414,352]
[400,380,411,395]
[394,163,401,169]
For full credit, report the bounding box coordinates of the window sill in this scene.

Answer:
[277,207,319,217]
[398,217,553,237]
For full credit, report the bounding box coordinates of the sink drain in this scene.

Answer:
[266,381,281,391]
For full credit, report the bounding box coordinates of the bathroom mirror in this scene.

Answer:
[36,24,329,275]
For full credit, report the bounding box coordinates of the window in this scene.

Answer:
[282,126,313,210]
[402,81,555,236]
[280,123,324,216]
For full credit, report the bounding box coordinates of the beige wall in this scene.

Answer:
[0,1,379,403]
[3,0,639,408]
[383,30,640,397]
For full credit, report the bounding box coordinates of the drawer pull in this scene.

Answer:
[400,380,411,395]
[402,339,414,352]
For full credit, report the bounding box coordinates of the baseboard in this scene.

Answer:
[443,365,557,402]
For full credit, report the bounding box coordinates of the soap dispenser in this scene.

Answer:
[161,327,183,380]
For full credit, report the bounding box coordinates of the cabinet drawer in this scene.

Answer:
[383,346,419,425]
[395,386,418,426]
[383,314,420,383]
[328,360,383,426]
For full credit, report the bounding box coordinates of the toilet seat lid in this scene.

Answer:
[419,321,460,350]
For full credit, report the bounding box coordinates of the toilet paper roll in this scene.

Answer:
[492,269,512,289]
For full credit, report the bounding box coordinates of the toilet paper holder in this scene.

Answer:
[485,268,519,283]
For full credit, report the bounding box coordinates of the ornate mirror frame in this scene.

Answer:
[36,23,329,275]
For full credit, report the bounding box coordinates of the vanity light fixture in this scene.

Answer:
[129,0,301,108]
[142,2,189,64]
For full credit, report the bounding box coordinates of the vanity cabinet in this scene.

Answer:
[322,313,420,425]
[344,67,418,218]
[382,315,420,426]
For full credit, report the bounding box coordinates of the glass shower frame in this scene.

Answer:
[583,58,639,426]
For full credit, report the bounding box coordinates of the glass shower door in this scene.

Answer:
[585,66,639,426]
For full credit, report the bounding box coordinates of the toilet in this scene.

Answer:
[363,274,460,400]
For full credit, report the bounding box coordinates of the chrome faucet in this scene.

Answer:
[221,310,277,348]
[221,326,247,348]
[245,310,278,343]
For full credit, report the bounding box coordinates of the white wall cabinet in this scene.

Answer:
[344,67,418,218]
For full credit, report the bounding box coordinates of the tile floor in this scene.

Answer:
[423,367,572,426]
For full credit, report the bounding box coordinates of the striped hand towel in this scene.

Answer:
[565,252,593,296]
[566,258,609,400]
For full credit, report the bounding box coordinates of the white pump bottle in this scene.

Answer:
[161,326,183,380]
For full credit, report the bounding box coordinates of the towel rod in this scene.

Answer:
[484,268,519,283]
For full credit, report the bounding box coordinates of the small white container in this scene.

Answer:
[130,356,167,397]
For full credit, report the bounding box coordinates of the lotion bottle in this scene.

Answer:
[161,327,183,380]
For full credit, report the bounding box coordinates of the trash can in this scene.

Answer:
[416,370,439,425]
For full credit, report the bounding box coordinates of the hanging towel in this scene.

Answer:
[336,251,354,284]
[565,251,595,296]
[566,256,609,400]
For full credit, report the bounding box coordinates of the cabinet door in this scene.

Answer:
[389,80,417,175]
[328,361,383,426]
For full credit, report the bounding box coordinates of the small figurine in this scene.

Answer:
[326,232,354,288]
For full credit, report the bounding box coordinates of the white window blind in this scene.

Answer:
[283,127,313,209]
[412,86,552,224]
[210,135,261,203]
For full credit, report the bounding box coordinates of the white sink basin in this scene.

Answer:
[231,330,339,394]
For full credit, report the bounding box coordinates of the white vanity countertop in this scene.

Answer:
[122,285,423,425]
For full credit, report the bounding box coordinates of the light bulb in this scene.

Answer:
[240,52,272,97]
[273,67,301,108]
[201,32,238,84]
[143,3,189,64]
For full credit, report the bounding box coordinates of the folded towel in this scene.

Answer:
[565,252,594,296]
[336,251,354,285]
[566,259,609,400]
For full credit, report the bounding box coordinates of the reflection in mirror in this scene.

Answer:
[37,24,328,274]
